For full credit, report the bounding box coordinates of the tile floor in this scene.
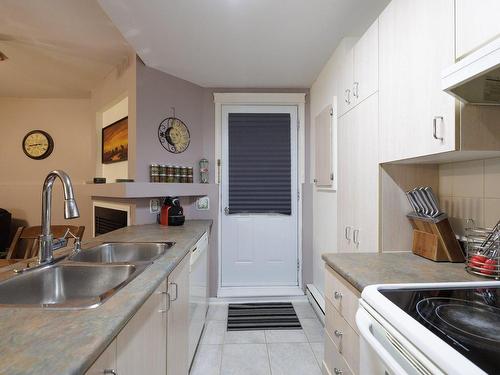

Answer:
[190,301,325,375]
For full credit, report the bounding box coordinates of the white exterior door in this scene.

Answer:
[221,105,299,292]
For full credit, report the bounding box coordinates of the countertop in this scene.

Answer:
[322,251,485,292]
[0,220,212,375]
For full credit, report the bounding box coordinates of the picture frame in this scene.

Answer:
[102,116,128,164]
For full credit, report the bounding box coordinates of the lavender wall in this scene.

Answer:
[135,60,312,296]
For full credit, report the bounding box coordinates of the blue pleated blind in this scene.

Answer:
[228,113,291,215]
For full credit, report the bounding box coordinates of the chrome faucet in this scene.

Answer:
[39,170,80,265]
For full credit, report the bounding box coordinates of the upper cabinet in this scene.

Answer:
[338,20,379,117]
[379,0,456,163]
[314,105,335,188]
[455,0,500,59]
[353,20,379,106]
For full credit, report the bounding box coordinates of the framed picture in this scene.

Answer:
[102,116,128,164]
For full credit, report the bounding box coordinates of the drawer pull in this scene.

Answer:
[104,370,117,375]
[334,329,343,338]
[334,369,343,375]
[334,291,343,300]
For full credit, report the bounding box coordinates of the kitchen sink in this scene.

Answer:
[68,242,174,264]
[0,263,140,309]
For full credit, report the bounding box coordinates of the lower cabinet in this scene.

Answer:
[167,253,190,375]
[85,252,191,375]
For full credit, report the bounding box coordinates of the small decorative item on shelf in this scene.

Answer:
[199,158,209,184]
[150,164,160,183]
[149,163,194,183]
[465,219,500,279]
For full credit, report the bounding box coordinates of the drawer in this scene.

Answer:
[323,330,354,375]
[324,265,360,331]
[325,299,359,374]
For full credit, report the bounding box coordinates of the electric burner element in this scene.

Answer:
[380,286,500,374]
[416,297,500,344]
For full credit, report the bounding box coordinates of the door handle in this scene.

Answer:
[353,82,359,98]
[169,282,178,301]
[345,226,351,241]
[433,116,444,141]
[224,207,230,215]
[353,229,360,246]
[344,89,351,104]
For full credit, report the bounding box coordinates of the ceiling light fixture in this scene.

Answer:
[0,51,8,61]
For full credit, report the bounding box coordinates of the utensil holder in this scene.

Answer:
[407,213,464,262]
[465,223,500,279]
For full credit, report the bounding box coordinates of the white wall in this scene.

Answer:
[309,38,357,294]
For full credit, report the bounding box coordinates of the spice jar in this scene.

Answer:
[150,164,160,183]
[199,158,209,183]
[159,165,167,183]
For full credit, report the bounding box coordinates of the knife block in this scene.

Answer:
[407,214,465,262]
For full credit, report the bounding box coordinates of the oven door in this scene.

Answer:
[356,301,444,375]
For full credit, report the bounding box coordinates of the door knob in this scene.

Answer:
[224,207,229,215]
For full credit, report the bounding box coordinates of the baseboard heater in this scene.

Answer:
[306,284,325,325]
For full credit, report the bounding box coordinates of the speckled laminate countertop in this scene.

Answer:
[0,220,212,375]
[322,252,485,292]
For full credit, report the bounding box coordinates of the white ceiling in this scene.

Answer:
[98,0,389,88]
[0,0,132,98]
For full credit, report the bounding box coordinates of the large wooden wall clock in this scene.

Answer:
[22,130,54,160]
[158,117,190,154]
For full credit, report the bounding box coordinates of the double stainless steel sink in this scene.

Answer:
[0,242,174,309]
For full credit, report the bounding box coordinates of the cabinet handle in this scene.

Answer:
[344,89,351,104]
[345,226,351,241]
[353,229,360,246]
[433,116,444,141]
[104,370,117,375]
[334,329,343,338]
[169,282,178,301]
[334,291,343,300]
[158,292,170,313]
[353,82,359,98]
[334,368,343,375]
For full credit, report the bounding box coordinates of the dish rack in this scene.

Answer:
[465,219,500,279]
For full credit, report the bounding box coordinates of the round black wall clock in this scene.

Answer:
[158,117,190,153]
[22,130,54,160]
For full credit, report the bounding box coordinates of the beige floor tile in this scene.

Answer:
[224,330,266,344]
[265,329,308,343]
[310,342,325,367]
[201,321,227,345]
[220,344,271,375]
[268,343,322,375]
[190,345,222,375]
[292,301,317,319]
[207,303,228,321]
[300,318,324,343]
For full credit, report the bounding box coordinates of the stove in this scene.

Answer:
[358,281,500,375]
[380,286,500,374]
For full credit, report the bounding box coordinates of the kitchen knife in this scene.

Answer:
[418,187,438,217]
[423,187,442,217]
[413,188,431,217]
[406,191,420,214]
[409,190,425,216]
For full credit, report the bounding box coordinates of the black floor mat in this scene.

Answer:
[227,302,301,331]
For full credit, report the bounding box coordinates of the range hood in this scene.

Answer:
[442,36,500,105]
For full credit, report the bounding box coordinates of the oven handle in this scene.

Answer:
[356,307,409,375]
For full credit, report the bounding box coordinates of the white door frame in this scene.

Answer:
[214,93,306,297]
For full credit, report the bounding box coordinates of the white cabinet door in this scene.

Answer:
[85,340,117,375]
[338,48,354,117]
[314,105,334,187]
[456,0,500,59]
[352,94,379,252]
[353,19,379,105]
[167,253,190,375]
[116,281,167,375]
[337,109,355,252]
[379,0,456,163]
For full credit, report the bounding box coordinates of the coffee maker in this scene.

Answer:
[160,197,185,226]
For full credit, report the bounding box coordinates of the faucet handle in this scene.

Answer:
[64,230,81,252]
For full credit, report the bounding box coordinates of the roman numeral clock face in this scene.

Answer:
[158,117,190,153]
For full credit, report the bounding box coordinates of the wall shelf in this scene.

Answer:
[86,182,217,199]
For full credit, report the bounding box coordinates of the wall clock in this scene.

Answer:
[22,130,54,160]
[158,117,190,153]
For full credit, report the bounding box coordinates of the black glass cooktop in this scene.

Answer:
[380,286,500,374]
